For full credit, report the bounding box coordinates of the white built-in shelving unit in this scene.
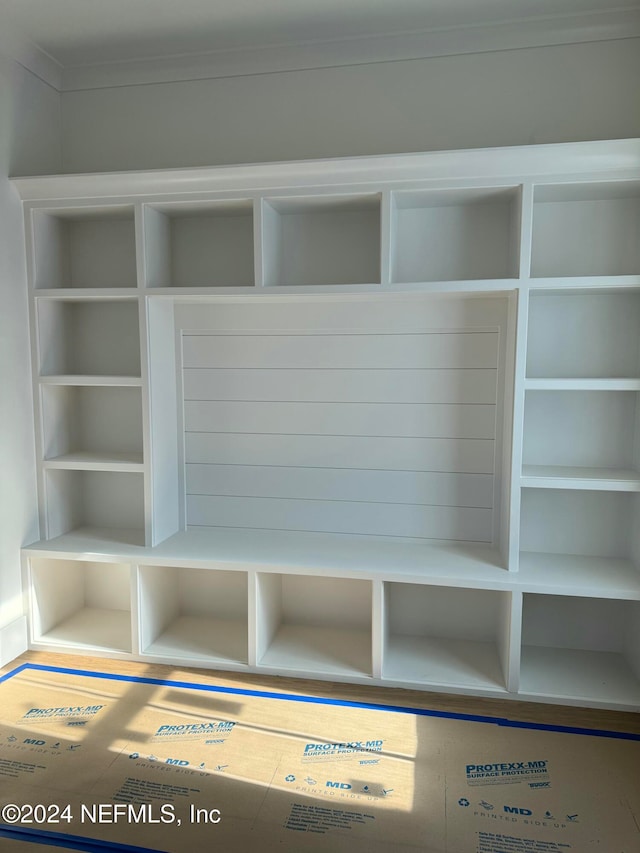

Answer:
[14,139,640,710]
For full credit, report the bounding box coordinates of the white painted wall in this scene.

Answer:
[61,38,640,173]
[0,54,61,664]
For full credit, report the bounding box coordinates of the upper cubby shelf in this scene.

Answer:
[143,200,254,288]
[32,206,137,290]
[261,194,381,286]
[531,182,640,278]
[390,187,520,283]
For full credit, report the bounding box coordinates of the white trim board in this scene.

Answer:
[12,139,640,200]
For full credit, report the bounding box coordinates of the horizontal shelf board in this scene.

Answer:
[145,281,519,297]
[23,526,507,585]
[39,375,143,387]
[518,552,640,599]
[259,625,371,677]
[524,378,640,391]
[520,646,640,707]
[383,636,506,691]
[43,451,144,472]
[34,289,140,300]
[35,607,131,653]
[528,275,640,290]
[521,465,640,491]
[143,616,248,664]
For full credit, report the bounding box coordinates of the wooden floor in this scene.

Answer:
[3,650,639,734]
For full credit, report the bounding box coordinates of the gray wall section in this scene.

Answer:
[0,54,61,662]
[61,39,640,173]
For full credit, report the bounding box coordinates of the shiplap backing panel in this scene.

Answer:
[186,433,495,474]
[182,308,501,542]
[186,465,494,508]
[187,495,492,541]
[184,401,496,439]
[182,331,499,370]
[183,368,498,405]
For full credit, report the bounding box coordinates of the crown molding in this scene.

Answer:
[59,8,640,92]
[0,21,63,90]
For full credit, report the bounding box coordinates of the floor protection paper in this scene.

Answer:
[0,664,638,852]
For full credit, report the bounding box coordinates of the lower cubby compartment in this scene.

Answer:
[139,566,248,664]
[256,573,372,677]
[382,583,510,691]
[520,594,640,706]
[29,558,132,652]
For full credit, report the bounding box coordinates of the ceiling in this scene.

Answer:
[1,0,637,66]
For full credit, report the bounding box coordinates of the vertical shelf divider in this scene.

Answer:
[505,592,523,693]
[380,191,392,287]
[247,570,259,668]
[130,563,141,656]
[253,197,266,289]
[371,578,384,679]
[507,182,534,571]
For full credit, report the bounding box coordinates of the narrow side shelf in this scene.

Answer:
[521,466,640,491]
[43,451,144,472]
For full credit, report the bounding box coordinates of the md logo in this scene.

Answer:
[326,781,352,790]
[504,806,532,815]
[166,758,189,766]
[23,739,45,745]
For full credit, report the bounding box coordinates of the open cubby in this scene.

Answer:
[520,489,639,564]
[30,558,132,652]
[139,566,247,663]
[523,390,640,479]
[527,290,640,378]
[256,573,372,677]
[531,183,640,278]
[37,299,140,377]
[33,207,137,289]
[41,384,143,467]
[261,195,380,286]
[382,583,509,690]
[144,201,254,287]
[45,469,145,541]
[520,593,640,706]
[391,187,520,283]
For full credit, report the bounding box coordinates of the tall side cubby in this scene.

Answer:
[517,201,640,710]
[15,139,640,710]
[28,205,150,547]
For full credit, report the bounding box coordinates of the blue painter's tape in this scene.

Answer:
[0,823,166,852]
[2,662,639,741]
